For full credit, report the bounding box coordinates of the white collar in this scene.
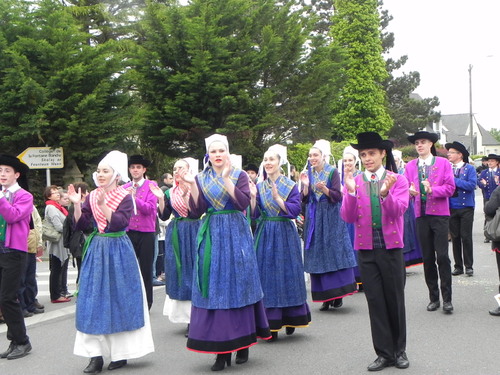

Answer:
[2,182,21,193]
[133,178,145,187]
[364,166,385,181]
[489,168,497,173]
[418,154,434,166]
[453,161,464,169]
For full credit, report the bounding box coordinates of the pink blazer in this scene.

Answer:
[341,171,409,250]
[404,157,455,217]
[0,189,33,252]
[123,179,158,233]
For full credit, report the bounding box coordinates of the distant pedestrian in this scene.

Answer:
[445,141,476,277]
[478,154,500,243]
[123,155,159,310]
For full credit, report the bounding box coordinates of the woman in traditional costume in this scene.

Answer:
[183,134,271,371]
[151,159,200,337]
[250,145,310,341]
[301,140,358,311]
[69,151,154,373]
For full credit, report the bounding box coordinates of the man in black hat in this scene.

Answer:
[341,132,410,372]
[405,131,455,313]
[244,164,259,184]
[478,154,500,243]
[445,141,477,276]
[0,155,33,359]
[476,156,488,175]
[123,155,158,309]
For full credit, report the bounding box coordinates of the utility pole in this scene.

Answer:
[469,64,474,155]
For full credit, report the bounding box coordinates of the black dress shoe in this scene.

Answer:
[367,356,395,371]
[108,360,127,370]
[465,268,473,276]
[319,301,330,311]
[185,324,190,338]
[22,310,34,318]
[427,301,440,311]
[489,306,500,316]
[443,301,454,313]
[452,268,464,276]
[84,356,104,373]
[484,238,491,243]
[34,300,45,310]
[268,331,278,342]
[285,327,295,335]
[235,348,249,364]
[211,353,231,371]
[7,342,32,360]
[395,352,409,369]
[333,298,343,308]
[0,342,15,358]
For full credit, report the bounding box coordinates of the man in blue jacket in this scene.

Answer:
[478,154,500,243]
[446,142,477,276]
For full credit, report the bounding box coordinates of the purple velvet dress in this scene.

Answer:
[254,176,311,331]
[186,168,271,354]
[302,164,358,303]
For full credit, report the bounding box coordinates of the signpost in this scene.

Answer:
[18,147,64,186]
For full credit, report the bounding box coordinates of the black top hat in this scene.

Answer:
[486,154,500,162]
[128,155,152,168]
[350,132,394,151]
[0,154,30,191]
[445,141,469,163]
[244,164,259,173]
[407,131,439,144]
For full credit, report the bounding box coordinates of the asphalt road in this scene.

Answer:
[1,193,499,375]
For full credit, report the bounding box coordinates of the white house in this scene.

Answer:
[427,113,499,155]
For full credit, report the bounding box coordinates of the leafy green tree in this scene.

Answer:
[330,0,392,140]
[0,0,137,170]
[490,128,500,143]
[133,0,317,162]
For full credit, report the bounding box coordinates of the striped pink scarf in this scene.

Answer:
[170,184,190,218]
[89,186,129,233]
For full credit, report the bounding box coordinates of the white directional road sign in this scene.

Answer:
[18,147,64,169]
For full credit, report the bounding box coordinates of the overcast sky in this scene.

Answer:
[382,0,500,130]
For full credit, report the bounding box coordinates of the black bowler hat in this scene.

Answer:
[351,132,397,173]
[350,131,394,151]
[128,154,152,168]
[407,131,439,144]
[486,154,500,162]
[0,154,30,191]
[445,141,469,163]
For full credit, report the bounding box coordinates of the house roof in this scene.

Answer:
[441,113,470,135]
[478,123,500,145]
[437,113,500,149]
